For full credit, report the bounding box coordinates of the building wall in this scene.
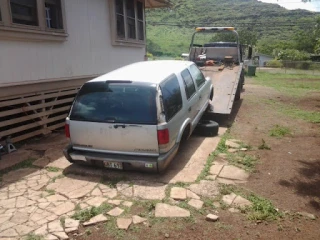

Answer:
[258,55,273,67]
[0,0,145,87]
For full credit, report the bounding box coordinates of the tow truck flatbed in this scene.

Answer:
[201,64,243,114]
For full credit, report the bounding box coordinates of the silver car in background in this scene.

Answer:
[63,60,214,172]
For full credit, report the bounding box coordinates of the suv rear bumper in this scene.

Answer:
[63,144,179,173]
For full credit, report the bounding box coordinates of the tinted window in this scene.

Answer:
[160,75,182,121]
[190,64,206,88]
[181,69,196,100]
[70,82,157,124]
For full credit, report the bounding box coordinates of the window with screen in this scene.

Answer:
[0,0,67,41]
[45,0,63,29]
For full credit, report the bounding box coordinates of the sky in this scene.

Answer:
[259,0,320,12]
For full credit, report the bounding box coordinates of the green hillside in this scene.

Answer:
[146,0,320,56]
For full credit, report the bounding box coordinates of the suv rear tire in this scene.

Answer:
[194,120,219,137]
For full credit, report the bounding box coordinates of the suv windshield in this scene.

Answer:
[70,81,157,124]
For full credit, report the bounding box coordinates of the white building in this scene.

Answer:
[0,0,169,143]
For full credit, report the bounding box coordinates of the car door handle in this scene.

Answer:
[199,95,202,99]
[188,107,191,112]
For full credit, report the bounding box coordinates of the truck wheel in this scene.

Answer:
[235,84,241,101]
[194,120,219,137]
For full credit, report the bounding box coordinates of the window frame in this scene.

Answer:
[189,64,206,88]
[109,0,146,47]
[160,74,183,122]
[0,0,67,41]
[181,69,196,100]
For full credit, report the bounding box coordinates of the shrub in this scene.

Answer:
[266,59,283,68]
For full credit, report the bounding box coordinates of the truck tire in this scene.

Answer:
[235,83,241,101]
[194,120,219,137]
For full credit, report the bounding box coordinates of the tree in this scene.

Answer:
[238,29,258,46]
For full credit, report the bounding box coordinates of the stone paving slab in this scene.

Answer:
[218,165,249,181]
[222,193,237,206]
[83,214,108,226]
[188,180,219,198]
[117,218,132,230]
[186,190,200,200]
[187,199,204,210]
[170,187,187,200]
[133,181,167,200]
[132,215,147,224]
[155,203,190,218]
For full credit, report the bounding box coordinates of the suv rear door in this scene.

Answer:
[180,68,199,125]
[189,64,210,113]
[67,81,159,156]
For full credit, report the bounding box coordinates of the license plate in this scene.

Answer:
[104,161,123,170]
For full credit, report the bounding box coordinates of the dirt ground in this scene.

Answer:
[73,75,320,240]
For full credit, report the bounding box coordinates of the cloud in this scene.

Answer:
[259,0,320,12]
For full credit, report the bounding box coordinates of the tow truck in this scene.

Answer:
[188,27,248,114]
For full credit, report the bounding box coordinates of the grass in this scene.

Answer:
[269,125,291,138]
[226,152,259,172]
[72,203,113,222]
[104,218,126,239]
[50,174,65,183]
[218,184,282,222]
[245,193,283,221]
[264,98,320,124]
[45,189,55,195]
[282,107,320,124]
[24,233,44,240]
[214,222,233,231]
[251,72,320,97]
[46,166,60,172]
[258,139,271,150]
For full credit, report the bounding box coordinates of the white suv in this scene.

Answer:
[63,60,214,172]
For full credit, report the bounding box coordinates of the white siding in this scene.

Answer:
[0,0,145,86]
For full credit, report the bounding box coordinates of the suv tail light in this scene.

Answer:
[157,129,169,145]
[65,123,70,138]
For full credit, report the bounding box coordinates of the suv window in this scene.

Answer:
[160,74,183,121]
[190,64,206,88]
[70,81,157,124]
[181,69,196,100]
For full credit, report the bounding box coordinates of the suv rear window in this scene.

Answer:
[70,81,157,124]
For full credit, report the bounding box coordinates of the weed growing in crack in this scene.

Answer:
[45,189,55,195]
[227,152,259,172]
[104,218,126,239]
[46,166,60,172]
[72,203,113,222]
[245,193,283,221]
[258,139,271,150]
[60,216,66,228]
[24,233,44,240]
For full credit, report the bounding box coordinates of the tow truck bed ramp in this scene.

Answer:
[201,63,243,114]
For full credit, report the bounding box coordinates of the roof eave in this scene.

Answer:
[145,0,171,9]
